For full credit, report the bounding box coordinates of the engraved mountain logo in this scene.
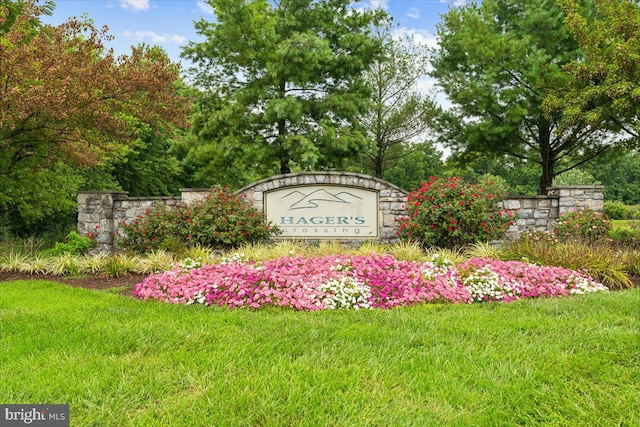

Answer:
[282,189,363,210]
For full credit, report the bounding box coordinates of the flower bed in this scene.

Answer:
[132,254,608,310]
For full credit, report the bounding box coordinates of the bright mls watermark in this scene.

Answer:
[0,405,68,426]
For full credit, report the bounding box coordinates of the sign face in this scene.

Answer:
[265,185,379,239]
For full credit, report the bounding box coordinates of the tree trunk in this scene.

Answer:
[373,145,384,178]
[539,162,554,195]
[280,155,291,174]
[277,118,291,174]
[277,81,290,175]
[538,120,554,195]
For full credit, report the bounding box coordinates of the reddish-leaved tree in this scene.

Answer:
[0,0,188,175]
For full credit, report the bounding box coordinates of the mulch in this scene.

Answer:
[0,271,147,296]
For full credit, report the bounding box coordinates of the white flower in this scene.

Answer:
[567,276,608,294]
[463,266,519,302]
[320,276,371,310]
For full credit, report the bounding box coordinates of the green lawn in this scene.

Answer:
[1,280,638,426]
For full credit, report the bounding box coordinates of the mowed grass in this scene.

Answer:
[1,281,638,426]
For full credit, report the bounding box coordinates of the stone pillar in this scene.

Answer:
[77,191,127,253]
[379,188,408,241]
[548,186,605,216]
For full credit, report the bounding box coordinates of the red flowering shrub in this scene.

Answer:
[397,176,513,248]
[119,186,280,253]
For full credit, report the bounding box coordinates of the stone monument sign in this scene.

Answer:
[265,185,379,239]
[236,172,409,242]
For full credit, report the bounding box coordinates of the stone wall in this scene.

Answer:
[78,179,604,252]
[78,191,216,253]
[77,192,182,253]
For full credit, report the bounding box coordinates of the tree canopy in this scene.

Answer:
[182,0,388,176]
[358,24,437,178]
[546,0,640,141]
[0,0,187,227]
[430,0,630,194]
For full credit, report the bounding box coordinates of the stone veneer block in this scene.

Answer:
[534,209,550,219]
[521,199,535,209]
[383,215,397,227]
[503,200,521,210]
[519,209,534,219]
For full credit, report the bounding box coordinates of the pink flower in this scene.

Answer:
[132,255,605,310]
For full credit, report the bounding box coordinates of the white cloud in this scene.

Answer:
[351,0,388,13]
[407,7,420,19]
[440,0,467,5]
[369,0,389,9]
[124,30,186,45]
[393,27,439,51]
[197,1,214,15]
[119,0,151,12]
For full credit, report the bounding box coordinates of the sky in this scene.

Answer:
[41,0,466,69]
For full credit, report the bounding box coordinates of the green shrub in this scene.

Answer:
[603,201,631,220]
[609,223,640,250]
[552,169,600,186]
[118,186,280,254]
[117,204,186,254]
[554,210,612,243]
[397,176,513,249]
[50,231,95,256]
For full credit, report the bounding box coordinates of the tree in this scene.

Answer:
[99,117,183,197]
[546,0,640,140]
[430,0,629,194]
[182,0,388,175]
[0,1,187,227]
[584,149,640,204]
[382,141,443,191]
[0,163,84,235]
[0,0,33,35]
[176,90,269,189]
[358,25,437,178]
[443,153,541,196]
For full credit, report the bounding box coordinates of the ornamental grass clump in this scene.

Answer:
[397,176,513,249]
[133,254,608,310]
[502,232,632,289]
